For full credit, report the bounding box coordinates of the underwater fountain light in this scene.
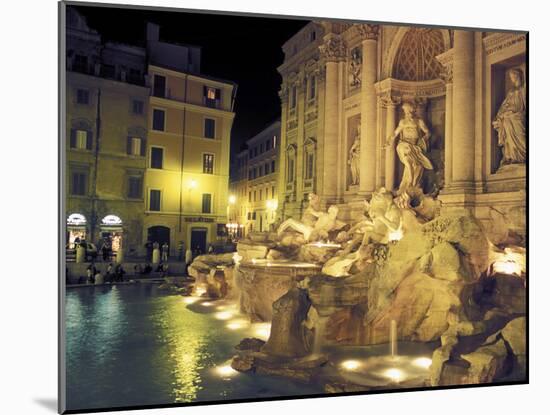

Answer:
[226,319,249,330]
[252,322,271,340]
[412,357,432,369]
[383,368,403,382]
[183,297,199,305]
[341,360,362,371]
[215,364,238,378]
[214,311,234,320]
[201,301,213,307]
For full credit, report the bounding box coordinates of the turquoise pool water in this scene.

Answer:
[65,284,322,411]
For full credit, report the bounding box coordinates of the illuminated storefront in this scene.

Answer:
[100,215,124,255]
[66,213,87,248]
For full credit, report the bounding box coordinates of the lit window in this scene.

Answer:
[129,137,142,156]
[203,153,214,174]
[75,130,87,149]
[202,193,212,213]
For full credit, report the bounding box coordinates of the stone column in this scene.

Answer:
[382,95,400,191]
[278,82,289,218]
[451,31,475,187]
[320,35,346,201]
[356,24,379,194]
[437,49,454,189]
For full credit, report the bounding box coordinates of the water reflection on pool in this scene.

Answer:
[65,284,322,411]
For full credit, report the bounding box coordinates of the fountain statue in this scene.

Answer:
[492,68,526,166]
[277,205,346,242]
[387,102,433,195]
[348,123,361,186]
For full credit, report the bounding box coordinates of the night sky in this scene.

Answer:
[72,4,310,154]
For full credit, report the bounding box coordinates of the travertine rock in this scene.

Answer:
[461,338,511,384]
[261,288,311,358]
[501,317,526,356]
[237,240,274,261]
[234,264,298,322]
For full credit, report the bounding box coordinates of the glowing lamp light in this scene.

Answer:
[67,213,87,226]
[189,179,198,189]
[491,248,525,277]
[228,195,236,204]
[266,200,278,210]
[384,368,403,382]
[413,357,432,369]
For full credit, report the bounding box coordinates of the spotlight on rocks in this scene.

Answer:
[341,360,361,371]
[214,364,239,378]
[214,311,234,320]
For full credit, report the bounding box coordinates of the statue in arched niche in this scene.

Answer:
[348,123,361,185]
[492,68,526,166]
[387,102,433,194]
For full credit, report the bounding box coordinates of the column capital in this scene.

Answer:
[319,34,347,62]
[355,24,380,41]
[278,87,289,103]
[436,49,454,84]
[378,92,401,108]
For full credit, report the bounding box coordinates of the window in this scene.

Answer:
[128,68,142,84]
[266,139,271,151]
[272,186,275,198]
[101,64,115,79]
[265,162,270,174]
[290,86,297,109]
[259,189,263,201]
[202,193,212,213]
[203,86,221,108]
[271,160,276,172]
[132,100,144,115]
[76,89,89,105]
[309,76,316,100]
[254,191,257,202]
[305,152,315,179]
[204,118,216,139]
[248,192,252,203]
[149,189,161,211]
[71,171,87,196]
[260,143,264,154]
[75,130,87,150]
[310,31,316,42]
[73,54,88,73]
[203,153,214,174]
[153,75,166,98]
[259,165,263,177]
[288,158,295,182]
[128,176,143,199]
[128,137,143,156]
[152,109,165,131]
[150,147,164,169]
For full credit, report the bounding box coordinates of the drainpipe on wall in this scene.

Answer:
[90,88,101,245]
[178,74,189,233]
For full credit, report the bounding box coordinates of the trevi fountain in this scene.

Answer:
[183,95,526,393]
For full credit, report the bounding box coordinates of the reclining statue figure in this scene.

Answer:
[277,205,345,242]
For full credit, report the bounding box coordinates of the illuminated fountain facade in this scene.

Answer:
[184,24,527,393]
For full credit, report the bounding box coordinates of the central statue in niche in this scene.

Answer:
[387,102,433,194]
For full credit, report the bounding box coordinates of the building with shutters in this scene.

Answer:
[142,23,237,255]
[230,121,281,235]
[65,7,149,257]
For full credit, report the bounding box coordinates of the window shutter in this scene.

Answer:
[140,138,146,157]
[203,85,207,97]
[215,88,221,99]
[70,129,76,148]
[86,131,93,150]
[127,136,132,155]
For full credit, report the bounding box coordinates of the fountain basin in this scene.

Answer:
[235,260,321,322]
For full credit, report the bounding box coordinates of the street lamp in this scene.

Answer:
[228,195,236,205]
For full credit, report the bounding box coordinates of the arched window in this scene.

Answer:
[393,29,444,81]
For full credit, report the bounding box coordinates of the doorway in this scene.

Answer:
[147,226,171,247]
[190,228,207,255]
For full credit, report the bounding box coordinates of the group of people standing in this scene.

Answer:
[83,263,126,285]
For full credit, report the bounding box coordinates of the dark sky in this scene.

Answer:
[72,4,309,154]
